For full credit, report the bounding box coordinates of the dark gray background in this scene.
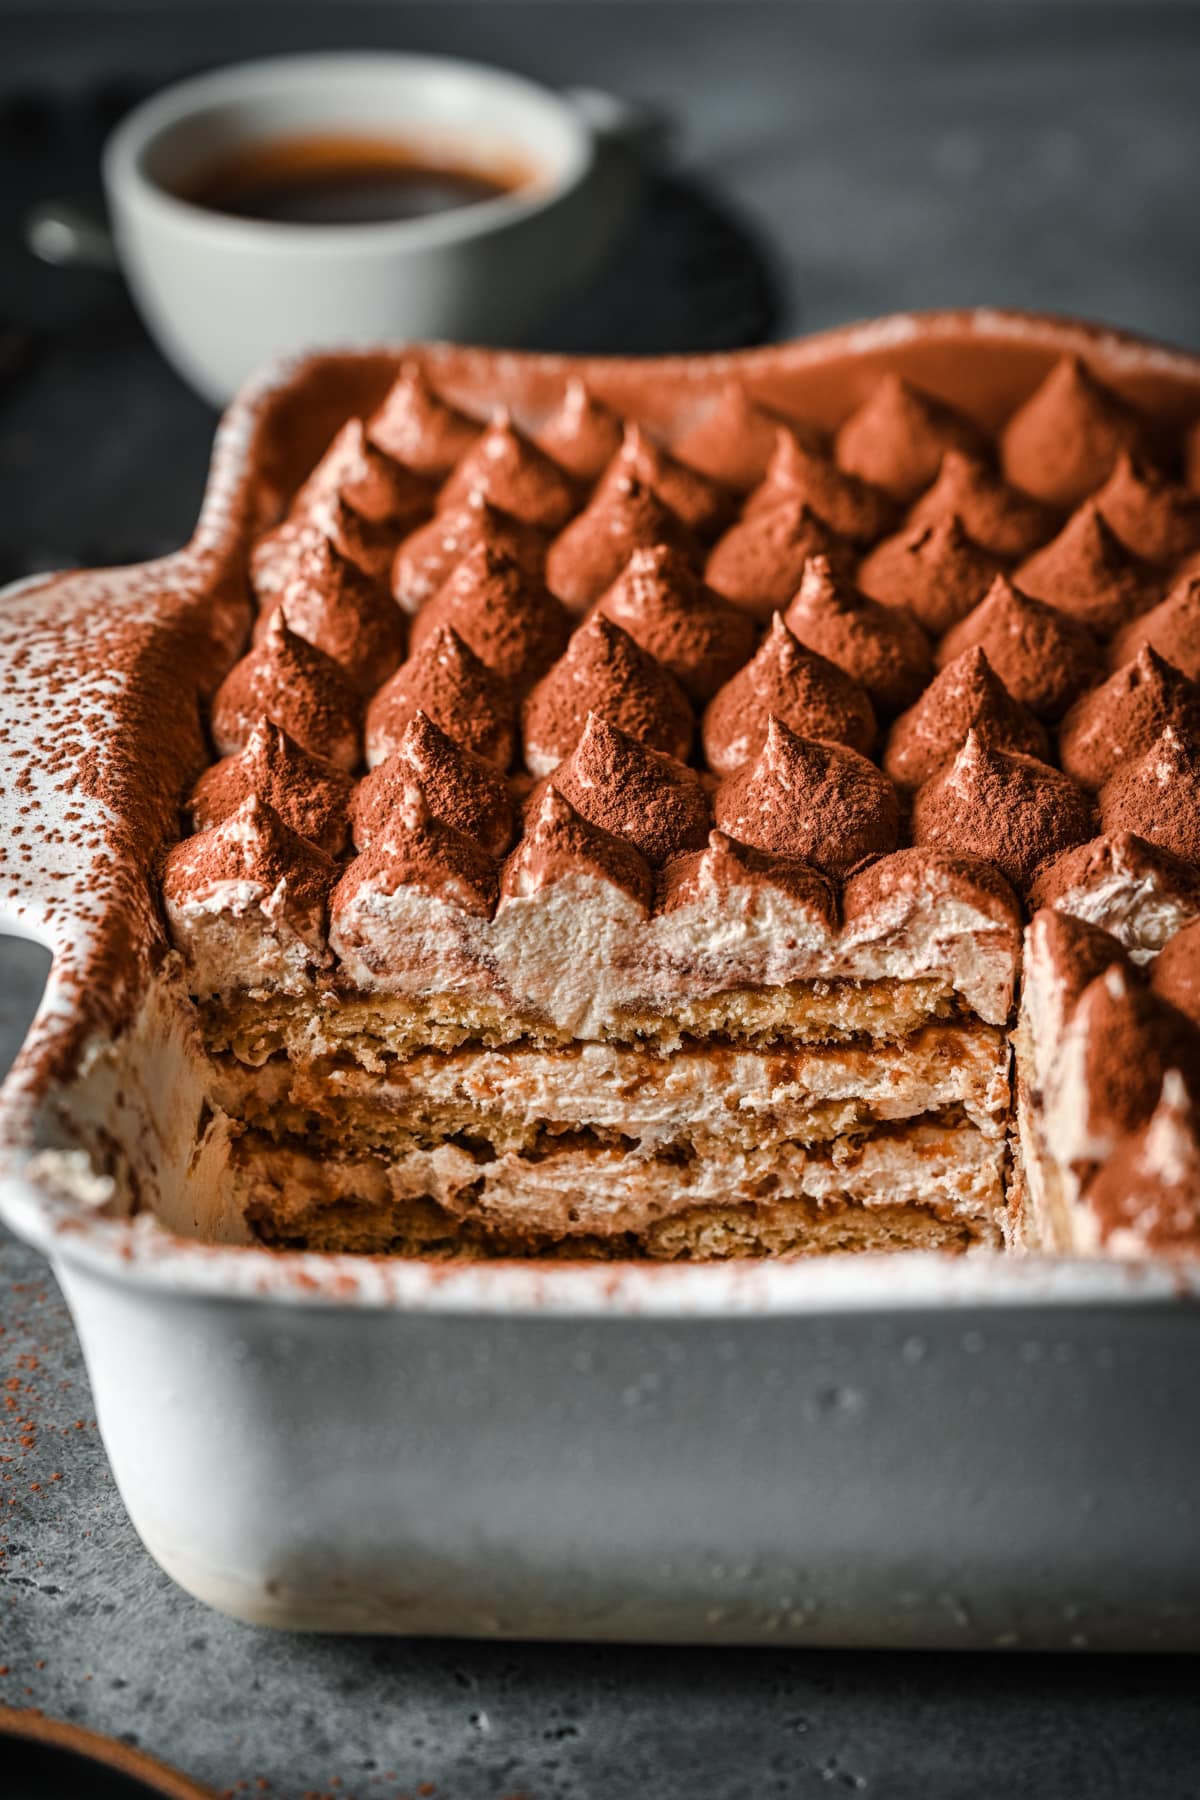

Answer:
[4,5,1200,1796]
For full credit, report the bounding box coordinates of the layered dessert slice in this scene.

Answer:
[159,353,1200,1258]
[166,774,1018,1254]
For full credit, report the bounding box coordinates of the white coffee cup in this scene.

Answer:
[88,52,642,405]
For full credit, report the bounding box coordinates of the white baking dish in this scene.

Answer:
[3,312,1199,1647]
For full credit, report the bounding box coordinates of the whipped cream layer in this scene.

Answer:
[235,1118,1006,1255]
[168,843,1021,1033]
[1029,832,1200,964]
[213,1020,1010,1152]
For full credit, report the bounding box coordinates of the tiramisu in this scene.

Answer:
[158,355,1200,1259]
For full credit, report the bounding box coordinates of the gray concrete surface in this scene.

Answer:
[5,5,1200,1796]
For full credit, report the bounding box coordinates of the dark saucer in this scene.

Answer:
[1,1706,213,1800]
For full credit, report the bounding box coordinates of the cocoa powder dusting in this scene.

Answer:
[884,646,1049,791]
[210,613,362,769]
[408,543,570,690]
[911,731,1093,893]
[390,492,547,615]
[606,424,734,539]
[784,554,932,715]
[1001,355,1154,508]
[536,378,625,482]
[164,793,337,918]
[365,624,515,770]
[1098,726,1200,862]
[907,449,1059,560]
[714,715,899,876]
[835,373,990,501]
[702,612,876,773]
[333,782,498,919]
[659,828,839,923]
[590,543,757,703]
[1150,918,1200,1027]
[291,416,435,527]
[936,574,1102,721]
[704,495,855,620]
[350,711,514,856]
[745,430,899,542]
[673,382,822,493]
[1015,502,1157,637]
[1095,452,1200,566]
[521,614,694,774]
[546,473,701,613]
[367,360,483,477]
[190,716,353,855]
[502,784,652,910]
[437,410,578,532]
[255,535,407,696]
[858,514,1003,636]
[546,713,710,865]
[1059,646,1200,792]
[1108,575,1200,680]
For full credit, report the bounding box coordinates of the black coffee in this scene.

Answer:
[180,133,529,225]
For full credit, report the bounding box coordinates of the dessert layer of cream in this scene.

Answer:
[327,854,1019,1033]
[233,1116,1005,1257]
[211,1022,1009,1152]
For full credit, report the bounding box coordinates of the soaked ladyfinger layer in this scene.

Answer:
[209,1020,1010,1154]
[248,1194,991,1261]
[233,1114,1006,1259]
[197,974,969,1066]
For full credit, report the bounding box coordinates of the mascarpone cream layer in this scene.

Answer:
[236,1117,1006,1248]
[331,870,1018,1029]
[1042,869,1198,965]
[214,1021,1010,1149]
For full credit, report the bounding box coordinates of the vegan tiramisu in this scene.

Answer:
[157,355,1200,1259]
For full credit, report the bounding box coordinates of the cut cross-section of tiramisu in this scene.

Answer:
[158,350,1200,1259]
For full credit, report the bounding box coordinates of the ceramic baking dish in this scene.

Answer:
[2,311,1199,1648]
